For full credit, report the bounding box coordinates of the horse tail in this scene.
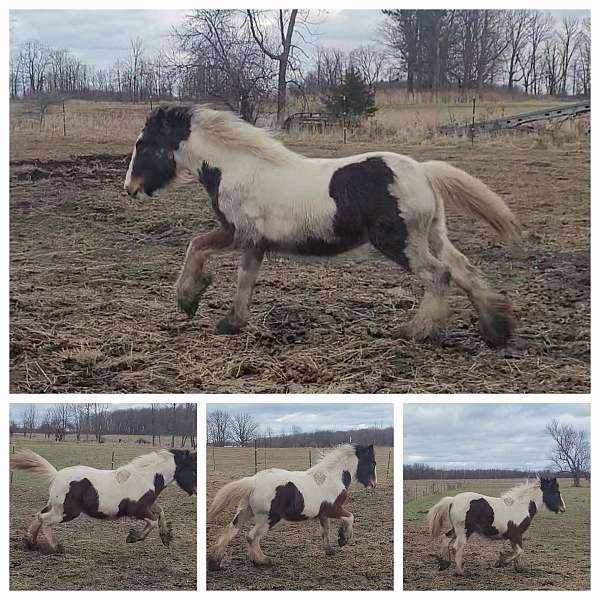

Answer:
[10,449,58,480]
[423,160,521,243]
[427,496,454,539]
[207,477,255,521]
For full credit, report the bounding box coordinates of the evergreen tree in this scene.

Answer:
[325,66,378,118]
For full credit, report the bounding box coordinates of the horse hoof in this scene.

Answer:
[207,557,222,571]
[215,318,243,335]
[253,557,273,568]
[24,539,36,551]
[126,530,139,543]
[325,546,336,556]
[437,559,451,571]
[177,296,199,319]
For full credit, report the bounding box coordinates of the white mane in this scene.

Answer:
[501,479,540,503]
[191,106,295,165]
[312,444,356,472]
[125,450,172,471]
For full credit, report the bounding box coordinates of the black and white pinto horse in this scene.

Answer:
[11,448,196,552]
[124,105,520,347]
[428,477,566,575]
[207,444,377,570]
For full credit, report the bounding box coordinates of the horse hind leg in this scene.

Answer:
[245,513,273,567]
[207,506,253,571]
[432,225,515,347]
[371,217,451,341]
[28,504,65,553]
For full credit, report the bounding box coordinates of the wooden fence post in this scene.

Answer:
[309,449,312,468]
[62,100,66,136]
[111,450,115,470]
[254,439,258,474]
[212,445,216,471]
[471,96,476,146]
[386,449,391,481]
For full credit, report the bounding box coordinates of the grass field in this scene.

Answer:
[403,478,590,590]
[9,437,197,590]
[9,98,589,393]
[206,446,394,590]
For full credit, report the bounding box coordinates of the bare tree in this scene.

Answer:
[246,9,303,124]
[22,404,38,438]
[546,419,590,486]
[349,45,388,87]
[207,410,231,447]
[230,412,258,447]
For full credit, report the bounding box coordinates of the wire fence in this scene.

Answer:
[403,479,465,501]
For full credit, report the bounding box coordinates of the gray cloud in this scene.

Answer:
[11,9,589,70]
[207,403,393,433]
[404,403,590,470]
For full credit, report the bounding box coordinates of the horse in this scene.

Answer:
[427,477,566,575]
[10,448,196,553]
[206,444,377,570]
[124,104,521,347]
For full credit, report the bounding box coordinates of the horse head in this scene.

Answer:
[124,105,193,198]
[170,449,197,496]
[540,477,566,513]
[355,444,377,488]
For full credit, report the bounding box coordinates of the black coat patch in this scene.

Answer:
[355,444,376,487]
[268,481,308,527]
[62,478,108,522]
[171,449,197,495]
[131,105,192,195]
[464,498,500,538]
[298,156,409,267]
[342,470,352,489]
[198,161,229,227]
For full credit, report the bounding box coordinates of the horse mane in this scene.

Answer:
[313,444,356,471]
[125,450,172,471]
[501,479,540,502]
[192,106,295,165]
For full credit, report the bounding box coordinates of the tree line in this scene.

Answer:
[207,409,393,448]
[10,403,197,448]
[9,9,590,123]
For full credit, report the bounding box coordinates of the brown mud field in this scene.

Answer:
[10,139,590,392]
[206,447,394,590]
[9,449,197,590]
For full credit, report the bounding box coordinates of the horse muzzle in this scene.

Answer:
[124,177,143,198]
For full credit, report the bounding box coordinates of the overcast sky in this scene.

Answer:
[9,9,590,69]
[9,402,151,422]
[207,403,394,433]
[404,403,590,471]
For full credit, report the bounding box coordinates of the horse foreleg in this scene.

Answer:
[495,541,525,571]
[437,531,455,570]
[319,515,336,555]
[245,513,273,567]
[208,506,253,571]
[126,518,157,543]
[337,510,354,547]
[156,506,173,547]
[176,227,234,318]
[452,530,468,576]
[216,247,264,335]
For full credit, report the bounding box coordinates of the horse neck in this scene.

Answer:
[309,448,357,480]
[129,452,176,486]
[504,484,543,513]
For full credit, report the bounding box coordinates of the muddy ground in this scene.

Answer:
[206,447,394,590]
[9,138,590,392]
[403,482,590,591]
[9,443,197,590]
